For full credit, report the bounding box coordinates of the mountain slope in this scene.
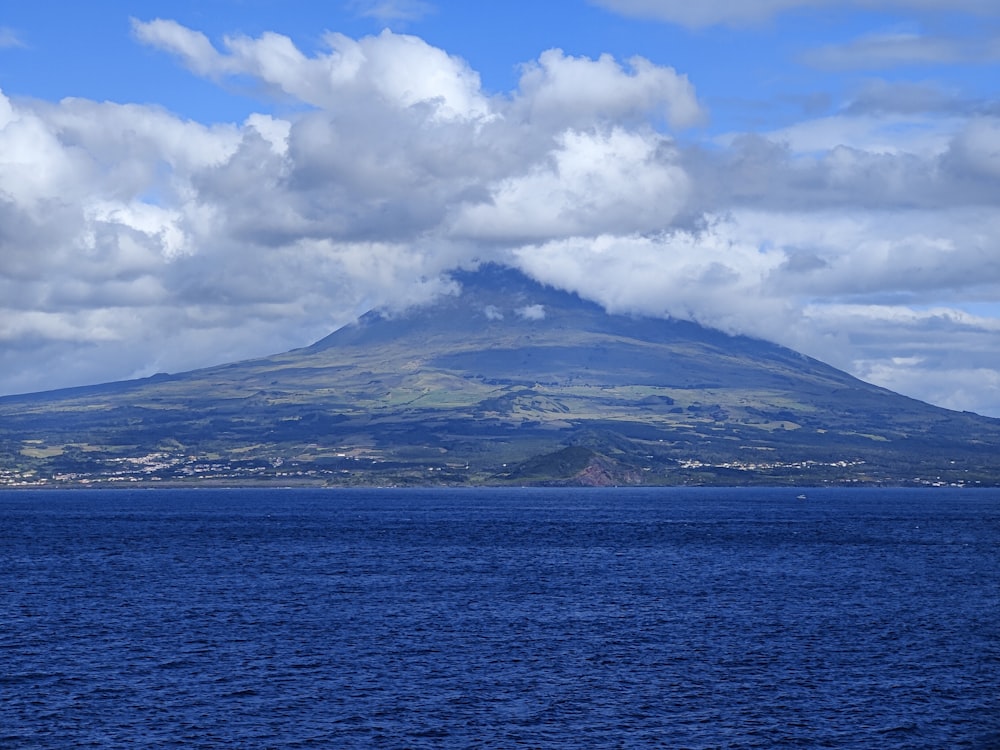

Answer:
[2,266,999,487]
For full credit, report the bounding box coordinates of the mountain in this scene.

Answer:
[3,265,999,487]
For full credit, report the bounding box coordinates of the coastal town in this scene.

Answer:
[0,448,982,489]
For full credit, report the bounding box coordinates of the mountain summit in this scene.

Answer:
[3,265,999,487]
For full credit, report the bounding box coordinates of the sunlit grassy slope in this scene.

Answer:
[3,266,999,486]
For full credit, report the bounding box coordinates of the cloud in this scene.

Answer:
[5,19,1000,417]
[809,304,1000,415]
[505,210,1000,416]
[591,0,821,27]
[348,0,436,23]
[0,21,703,397]
[843,79,970,115]
[803,30,1000,69]
[450,128,691,242]
[748,113,957,156]
[0,27,24,48]
[856,361,1000,415]
[591,0,1000,28]
[131,19,224,78]
[946,117,1000,181]
[509,229,789,342]
[132,19,490,121]
[516,304,546,321]
[514,49,704,130]
[701,112,1000,215]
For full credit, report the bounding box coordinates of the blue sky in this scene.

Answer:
[2,0,1000,415]
[7,2,996,132]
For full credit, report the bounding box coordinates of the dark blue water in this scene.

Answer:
[2,487,998,748]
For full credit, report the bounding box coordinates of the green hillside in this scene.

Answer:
[2,266,999,487]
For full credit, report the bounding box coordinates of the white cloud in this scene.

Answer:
[514,49,704,130]
[85,201,189,260]
[703,110,1000,215]
[0,27,24,49]
[516,304,546,320]
[855,361,1000,414]
[0,309,126,343]
[947,117,1000,180]
[591,0,1000,28]
[511,229,790,340]
[803,30,1000,69]
[244,113,291,155]
[132,19,490,122]
[131,19,225,78]
[348,0,436,23]
[844,79,968,116]
[4,20,1000,417]
[451,128,690,242]
[804,302,1000,415]
[504,207,1000,415]
[754,113,960,156]
[591,0,822,27]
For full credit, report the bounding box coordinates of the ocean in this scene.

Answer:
[2,487,998,748]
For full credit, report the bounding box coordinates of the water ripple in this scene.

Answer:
[2,487,998,748]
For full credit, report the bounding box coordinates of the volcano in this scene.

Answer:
[2,265,999,487]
